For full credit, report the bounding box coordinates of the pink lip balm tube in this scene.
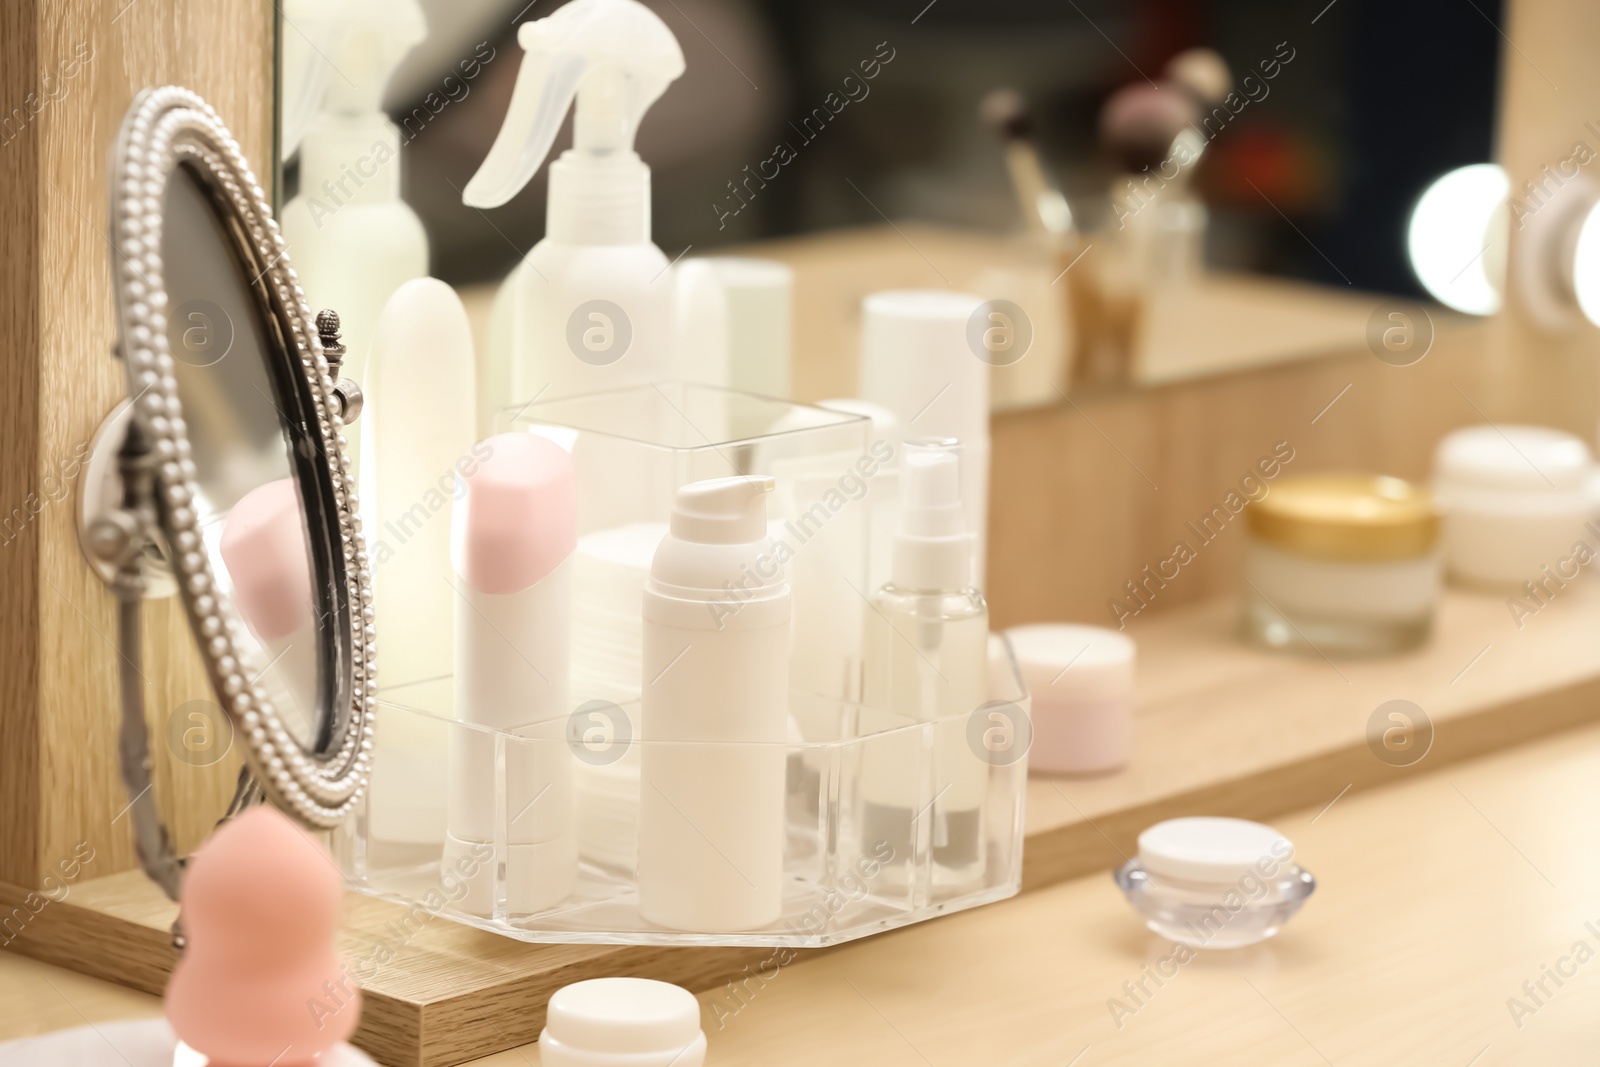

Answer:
[445,432,578,915]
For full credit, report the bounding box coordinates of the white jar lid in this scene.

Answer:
[543,978,702,1056]
[1434,424,1595,493]
[1005,624,1134,705]
[1137,817,1293,883]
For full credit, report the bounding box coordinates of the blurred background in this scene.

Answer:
[283,0,1504,295]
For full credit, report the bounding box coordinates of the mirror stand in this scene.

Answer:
[77,305,362,915]
[83,415,184,903]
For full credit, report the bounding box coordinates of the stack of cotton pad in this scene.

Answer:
[570,522,663,872]
[570,522,665,703]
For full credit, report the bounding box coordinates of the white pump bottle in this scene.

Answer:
[637,476,790,932]
[465,0,684,426]
[278,0,430,463]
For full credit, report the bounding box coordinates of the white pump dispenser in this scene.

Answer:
[278,0,430,460]
[638,476,790,932]
[893,440,974,592]
[467,0,684,423]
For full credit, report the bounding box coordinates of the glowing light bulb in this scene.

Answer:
[1571,200,1600,327]
[1407,164,1509,315]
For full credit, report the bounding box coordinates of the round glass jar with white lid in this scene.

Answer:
[1433,424,1600,590]
[1243,473,1440,657]
[1114,817,1315,949]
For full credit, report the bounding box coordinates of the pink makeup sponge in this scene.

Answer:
[165,806,357,1066]
[220,478,314,642]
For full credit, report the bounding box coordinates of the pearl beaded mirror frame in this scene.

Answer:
[85,86,374,901]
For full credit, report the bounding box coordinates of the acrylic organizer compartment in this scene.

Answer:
[337,645,1028,947]
[338,383,1030,946]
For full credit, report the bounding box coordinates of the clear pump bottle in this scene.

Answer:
[862,439,990,889]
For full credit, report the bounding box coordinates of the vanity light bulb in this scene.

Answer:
[1407,163,1509,316]
[1570,200,1600,327]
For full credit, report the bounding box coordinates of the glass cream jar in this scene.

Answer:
[1115,817,1315,949]
[1433,424,1600,590]
[1243,474,1440,656]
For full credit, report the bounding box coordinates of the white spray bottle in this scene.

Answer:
[465,0,685,422]
[278,0,430,462]
[861,439,990,888]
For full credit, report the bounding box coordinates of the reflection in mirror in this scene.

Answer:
[306,1,1503,398]
[161,162,325,751]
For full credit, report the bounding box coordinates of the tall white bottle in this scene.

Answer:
[669,257,794,396]
[360,278,478,846]
[861,440,990,888]
[446,432,577,914]
[464,0,685,415]
[859,291,991,588]
[638,477,790,932]
[278,0,430,470]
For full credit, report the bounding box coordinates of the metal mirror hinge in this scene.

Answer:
[316,308,363,423]
[84,418,157,599]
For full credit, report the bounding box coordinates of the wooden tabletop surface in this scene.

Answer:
[5,717,1597,1065]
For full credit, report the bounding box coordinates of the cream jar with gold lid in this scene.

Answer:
[1243,474,1441,656]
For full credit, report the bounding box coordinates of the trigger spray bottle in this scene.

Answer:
[862,439,991,888]
[465,0,685,426]
[278,0,431,465]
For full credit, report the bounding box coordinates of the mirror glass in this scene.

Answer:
[266,0,1503,397]
[161,161,329,752]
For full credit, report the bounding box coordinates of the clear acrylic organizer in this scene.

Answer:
[336,383,1030,947]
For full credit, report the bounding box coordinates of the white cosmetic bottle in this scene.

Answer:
[360,278,478,846]
[465,0,685,420]
[670,257,794,396]
[862,440,990,887]
[859,290,991,588]
[446,432,577,914]
[278,0,430,465]
[638,476,790,932]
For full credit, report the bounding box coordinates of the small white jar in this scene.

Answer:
[1243,474,1440,656]
[539,978,706,1067]
[1433,424,1600,590]
[1005,624,1134,775]
[1114,817,1315,948]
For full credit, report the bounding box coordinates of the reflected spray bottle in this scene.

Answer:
[862,439,990,888]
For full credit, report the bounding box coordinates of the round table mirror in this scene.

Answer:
[81,86,374,902]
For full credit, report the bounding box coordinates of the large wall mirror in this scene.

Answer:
[271,0,1503,398]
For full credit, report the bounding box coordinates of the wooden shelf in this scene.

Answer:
[1021,578,1600,887]
[6,579,1599,1065]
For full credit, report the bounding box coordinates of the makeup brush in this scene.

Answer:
[980,88,1073,244]
[1099,82,1199,177]
[1165,47,1232,111]
[1162,48,1230,178]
